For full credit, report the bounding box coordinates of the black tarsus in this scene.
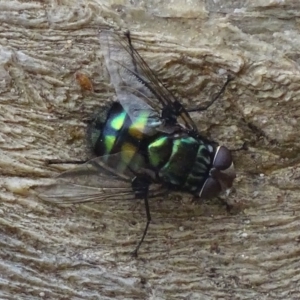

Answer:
[187,75,234,113]
[45,159,88,165]
[125,31,139,74]
[131,190,151,258]
[131,176,152,257]
[231,141,248,152]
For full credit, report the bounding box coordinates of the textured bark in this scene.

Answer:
[1,1,300,299]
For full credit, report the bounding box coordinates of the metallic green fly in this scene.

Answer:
[38,30,235,257]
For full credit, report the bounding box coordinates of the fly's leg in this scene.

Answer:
[45,159,88,165]
[187,75,233,113]
[131,176,152,257]
[131,191,151,258]
[125,31,139,74]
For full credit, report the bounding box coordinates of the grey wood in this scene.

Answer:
[1,1,300,299]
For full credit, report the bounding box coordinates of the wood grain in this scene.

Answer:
[1,1,300,299]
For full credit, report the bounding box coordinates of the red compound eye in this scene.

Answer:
[199,177,222,199]
[213,146,232,170]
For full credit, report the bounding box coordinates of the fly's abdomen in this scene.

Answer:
[88,102,154,173]
[148,135,213,192]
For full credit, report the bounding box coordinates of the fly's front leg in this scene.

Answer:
[187,75,233,113]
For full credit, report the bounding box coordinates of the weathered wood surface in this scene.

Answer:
[1,0,300,299]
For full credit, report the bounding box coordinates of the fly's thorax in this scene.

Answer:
[147,134,213,190]
[198,145,235,199]
[147,136,172,169]
[183,141,214,192]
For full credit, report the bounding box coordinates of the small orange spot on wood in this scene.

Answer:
[75,72,94,92]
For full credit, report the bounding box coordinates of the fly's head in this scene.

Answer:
[199,146,236,199]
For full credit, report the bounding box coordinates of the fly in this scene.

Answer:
[38,29,235,257]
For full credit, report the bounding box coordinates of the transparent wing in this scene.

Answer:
[99,30,198,134]
[37,177,134,204]
[36,154,134,204]
[37,152,164,204]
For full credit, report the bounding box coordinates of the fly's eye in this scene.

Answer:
[213,146,232,170]
[199,177,222,199]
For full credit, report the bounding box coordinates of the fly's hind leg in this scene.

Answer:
[45,159,88,165]
[131,191,151,258]
[131,176,152,258]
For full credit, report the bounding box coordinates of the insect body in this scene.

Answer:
[88,101,234,198]
[38,30,235,257]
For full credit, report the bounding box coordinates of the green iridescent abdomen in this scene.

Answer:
[88,102,154,174]
[148,135,212,193]
[88,102,214,194]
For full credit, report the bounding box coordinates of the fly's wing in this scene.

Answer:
[37,152,162,204]
[99,30,198,134]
